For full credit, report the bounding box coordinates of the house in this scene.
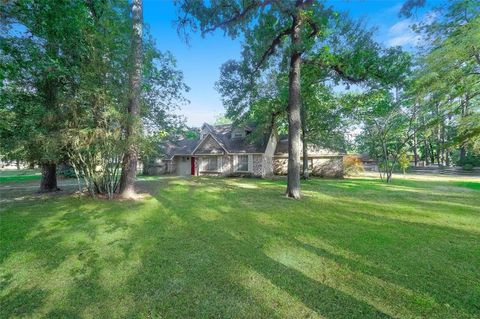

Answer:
[153,123,344,177]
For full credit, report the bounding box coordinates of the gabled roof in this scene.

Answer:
[191,132,228,154]
[206,123,267,153]
[165,123,268,158]
[163,138,199,159]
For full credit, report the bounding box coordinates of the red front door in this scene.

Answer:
[190,157,195,175]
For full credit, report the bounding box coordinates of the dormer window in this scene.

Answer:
[231,128,245,139]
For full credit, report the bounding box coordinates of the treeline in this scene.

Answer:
[0,0,188,197]
[348,0,480,180]
[1,0,478,200]
[178,0,479,189]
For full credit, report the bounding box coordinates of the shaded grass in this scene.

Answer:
[1,176,479,318]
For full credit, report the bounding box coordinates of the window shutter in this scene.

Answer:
[233,155,238,171]
[218,156,222,172]
[248,155,253,172]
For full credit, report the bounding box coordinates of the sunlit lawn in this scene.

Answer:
[0,169,41,184]
[1,176,479,318]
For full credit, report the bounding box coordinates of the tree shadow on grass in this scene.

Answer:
[123,195,392,318]
[0,287,47,318]
[1,176,478,318]
[0,197,152,318]
[139,177,480,318]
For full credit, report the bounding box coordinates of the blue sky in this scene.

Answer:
[144,0,443,127]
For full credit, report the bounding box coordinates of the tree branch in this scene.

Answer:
[303,58,369,84]
[252,26,293,73]
[201,0,272,35]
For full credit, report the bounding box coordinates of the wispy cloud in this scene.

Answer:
[386,19,421,47]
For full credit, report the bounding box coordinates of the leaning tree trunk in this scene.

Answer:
[285,15,302,199]
[301,101,309,180]
[39,163,59,192]
[120,0,143,197]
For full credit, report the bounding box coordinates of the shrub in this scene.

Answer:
[57,164,77,178]
[343,155,364,176]
[398,153,410,174]
[463,163,474,171]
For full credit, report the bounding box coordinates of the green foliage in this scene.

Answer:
[409,0,480,165]
[1,0,188,196]
[213,114,233,125]
[345,84,415,182]
[57,165,76,179]
[398,153,410,174]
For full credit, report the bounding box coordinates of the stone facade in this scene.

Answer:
[152,123,345,178]
[253,155,263,176]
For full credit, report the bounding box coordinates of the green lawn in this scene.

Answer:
[1,177,479,318]
[0,169,41,184]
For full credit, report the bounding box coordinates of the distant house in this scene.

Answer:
[148,123,344,177]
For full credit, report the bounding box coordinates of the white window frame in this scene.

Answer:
[205,156,218,171]
[237,155,248,172]
[234,154,252,172]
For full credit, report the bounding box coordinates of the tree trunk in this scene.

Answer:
[39,163,59,192]
[413,132,418,166]
[440,121,445,166]
[285,15,302,199]
[436,126,441,166]
[301,102,309,180]
[412,104,418,166]
[429,142,435,165]
[38,42,59,191]
[142,158,149,175]
[459,93,469,163]
[460,147,466,163]
[120,0,143,197]
[424,137,430,166]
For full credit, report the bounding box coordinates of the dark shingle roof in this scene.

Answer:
[165,123,268,158]
[164,138,199,159]
[206,123,267,154]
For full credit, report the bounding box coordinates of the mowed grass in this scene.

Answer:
[0,176,479,318]
[0,169,41,184]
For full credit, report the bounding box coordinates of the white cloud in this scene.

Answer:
[386,19,422,47]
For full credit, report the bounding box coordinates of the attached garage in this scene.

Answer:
[175,156,192,176]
